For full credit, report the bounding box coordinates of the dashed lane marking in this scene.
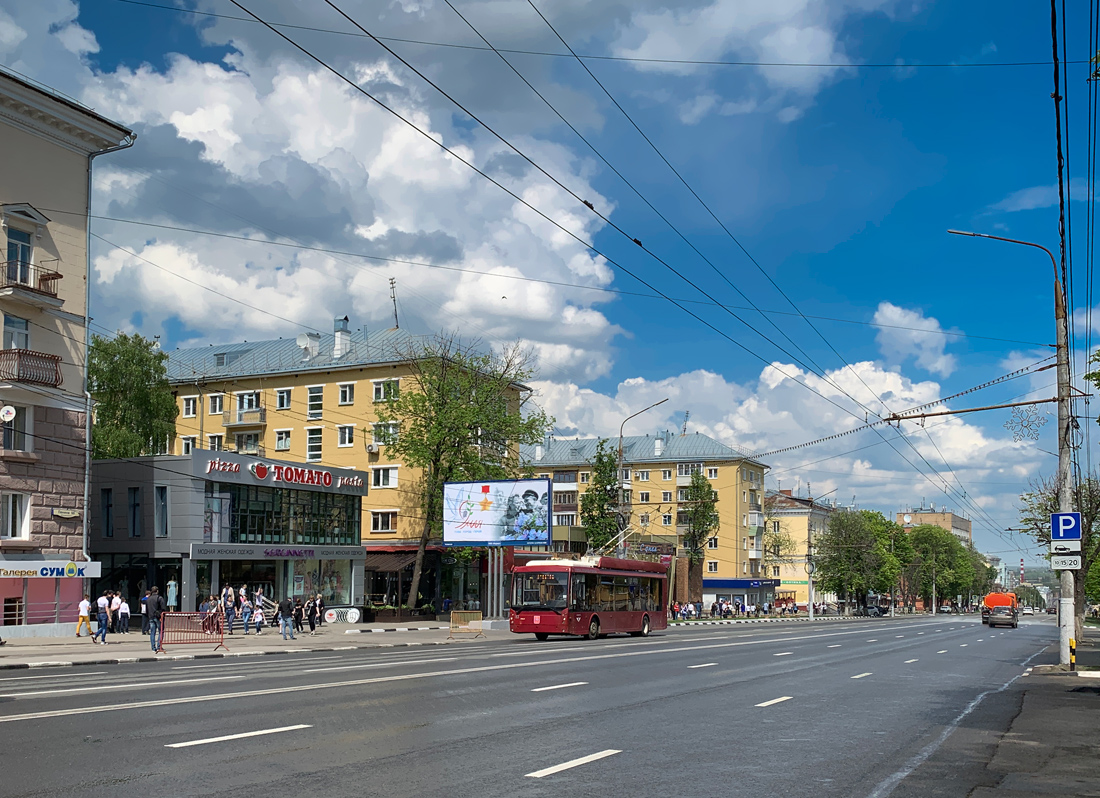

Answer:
[827,644,842,648]
[166,724,311,749]
[937,650,948,654]
[526,750,621,778]
[851,672,873,679]
[904,659,918,664]
[531,682,588,692]
[687,663,717,669]
[960,644,968,648]
[773,652,793,657]
[867,639,878,642]
[755,696,793,707]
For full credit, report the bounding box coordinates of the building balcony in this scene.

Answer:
[0,348,62,387]
[552,502,578,513]
[747,547,763,560]
[551,480,577,492]
[748,511,764,528]
[676,474,692,487]
[226,443,265,457]
[0,261,63,309]
[749,502,762,512]
[223,407,267,428]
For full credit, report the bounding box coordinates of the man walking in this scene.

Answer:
[76,594,92,638]
[109,591,122,633]
[93,590,110,645]
[278,596,296,640]
[146,586,165,653]
[140,590,150,634]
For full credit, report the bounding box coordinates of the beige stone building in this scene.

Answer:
[0,67,134,633]
[766,489,838,607]
[896,506,972,546]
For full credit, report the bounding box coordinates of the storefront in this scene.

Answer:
[702,578,780,609]
[0,559,101,637]
[91,450,368,612]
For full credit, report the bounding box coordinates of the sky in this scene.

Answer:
[2,0,1095,564]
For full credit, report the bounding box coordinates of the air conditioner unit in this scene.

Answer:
[366,443,379,453]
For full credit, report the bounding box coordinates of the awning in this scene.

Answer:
[362,553,418,572]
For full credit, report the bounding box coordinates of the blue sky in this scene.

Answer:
[3,0,1093,563]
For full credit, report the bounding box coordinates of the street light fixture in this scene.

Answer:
[947,229,1074,665]
[616,398,669,540]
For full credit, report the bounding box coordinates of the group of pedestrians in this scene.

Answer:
[275,594,326,640]
[76,590,132,638]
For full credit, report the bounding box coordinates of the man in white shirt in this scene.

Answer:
[109,592,122,633]
[93,592,110,644]
[76,594,92,638]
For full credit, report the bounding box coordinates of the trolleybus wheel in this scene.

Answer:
[535,633,549,641]
[630,615,651,638]
[586,618,600,640]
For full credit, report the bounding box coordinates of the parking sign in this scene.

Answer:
[1051,512,1083,540]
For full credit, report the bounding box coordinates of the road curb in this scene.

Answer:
[670,616,876,626]
[343,626,448,633]
[0,639,457,671]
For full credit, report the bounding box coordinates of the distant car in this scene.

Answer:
[1047,607,1058,615]
[988,605,1018,629]
[865,606,885,617]
[1021,606,1035,616]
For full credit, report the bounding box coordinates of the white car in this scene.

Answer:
[1021,606,1035,615]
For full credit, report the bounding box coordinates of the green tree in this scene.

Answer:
[89,332,177,458]
[815,510,895,614]
[1084,558,1100,605]
[680,469,719,602]
[909,525,968,610]
[579,439,619,551]
[375,334,552,607]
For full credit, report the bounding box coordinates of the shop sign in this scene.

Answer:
[192,450,368,496]
[190,543,368,560]
[0,560,102,578]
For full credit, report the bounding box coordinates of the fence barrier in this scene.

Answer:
[448,610,486,639]
[157,611,228,653]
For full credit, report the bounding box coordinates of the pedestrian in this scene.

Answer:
[222,585,236,635]
[278,596,296,640]
[76,593,92,638]
[109,591,121,633]
[253,603,265,635]
[240,596,253,635]
[147,586,165,653]
[293,598,304,633]
[253,585,265,613]
[119,598,131,634]
[93,590,110,644]
[140,590,150,634]
[315,593,325,627]
[306,596,319,635]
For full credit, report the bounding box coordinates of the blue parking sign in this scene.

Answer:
[1051,512,1083,540]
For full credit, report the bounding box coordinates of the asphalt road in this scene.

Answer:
[0,615,1056,798]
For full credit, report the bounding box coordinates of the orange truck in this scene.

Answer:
[981,592,1018,625]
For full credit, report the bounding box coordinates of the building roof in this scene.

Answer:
[522,432,766,468]
[167,327,424,383]
[766,490,838,514]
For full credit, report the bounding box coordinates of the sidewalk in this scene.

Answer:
[0,623,503,670]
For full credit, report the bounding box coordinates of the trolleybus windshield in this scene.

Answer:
[514,572,568,610]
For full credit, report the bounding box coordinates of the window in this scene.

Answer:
[661,469,672,481]
[662,513,672,526]
[208,394,223,414]
[707,467,718,479]
[3,315,28,349]
[772,566,780,577]
[306,428,322,461]
[276,389,291,410]
[373,379,399,402]
[662,491,672,503]
[743,490,747,502]
[371,511,398,533]
[180,436,196,455]
[580,472,590,484]
[637,470,650,481]
[2,405,28,451]
[372,422,399,445]
[0,493,28,539]
[621,468,631,481]
[237,391,260,411]
[639,513,650,526]
[275,430,291,451]
[207,434,223,451]
[182,396,197,417]
[554,514,576,527]
[677,463,703,477]
[638,491,650,503]
[154,485,168,538]
[553,491,576,504]
[100,489,113,538]
[338,425,354,447]
[307,386,323,419]
[127,487,142,538]
[677,489,688,501]
[707,561,718,573]
[742,514,748,527]
[235,433,259,454]
[772,520,780,534]
[214,353,226,367]
[7,228,32,276]
[707,536,718,549]
[372,466,397,488]
[554,471,578,483]
[743,537,747,549]
[339,383,355,405]
[743,562,748,575]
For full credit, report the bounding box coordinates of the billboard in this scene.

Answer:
[443,479,552,546]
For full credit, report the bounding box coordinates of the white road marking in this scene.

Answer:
[895,635,904,638]
[904,659,918,664]
[867,639,878,642]
[0,671,108,683]
[935,629,942,632]
[304,657,457,673]
[172,656,342,670]
[755,696,793,707]
[773,652,793,657]
[688,663,717,669]
[917,632,925,635]
[937,650,948,654]
[827,644,842,648]
[0,675,244,699]
[851,672,873,679]
[526,749,621,778]
[960,644,968,648]
[531,682,588,692]
[165,724,312,748]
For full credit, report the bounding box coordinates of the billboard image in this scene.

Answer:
[443,479,552,546]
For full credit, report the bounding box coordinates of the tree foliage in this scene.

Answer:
[375,334,552,607]
[814,510,907,613]
[760,493,798,576]
[678,469,719,602]
[579,439,620,551]
[89,333,177,459]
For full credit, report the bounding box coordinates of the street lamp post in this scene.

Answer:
[616,398,669,543]
[948,229,1074,666]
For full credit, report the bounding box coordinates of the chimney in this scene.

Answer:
[654,434,663,457]
[535,444,543,461]
[780,489,793,497]
[333,315,350,358]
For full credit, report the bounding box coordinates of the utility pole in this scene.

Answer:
[948,230,1074,666]
[389,277,399,329]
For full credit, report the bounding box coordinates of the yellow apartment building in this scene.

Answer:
[767,489,838,608]
[521,433,776,607]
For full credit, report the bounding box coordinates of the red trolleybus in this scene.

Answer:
[510,556,669,640]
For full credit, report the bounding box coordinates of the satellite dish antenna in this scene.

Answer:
[295,333,309,348]
[0,406,15,423]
